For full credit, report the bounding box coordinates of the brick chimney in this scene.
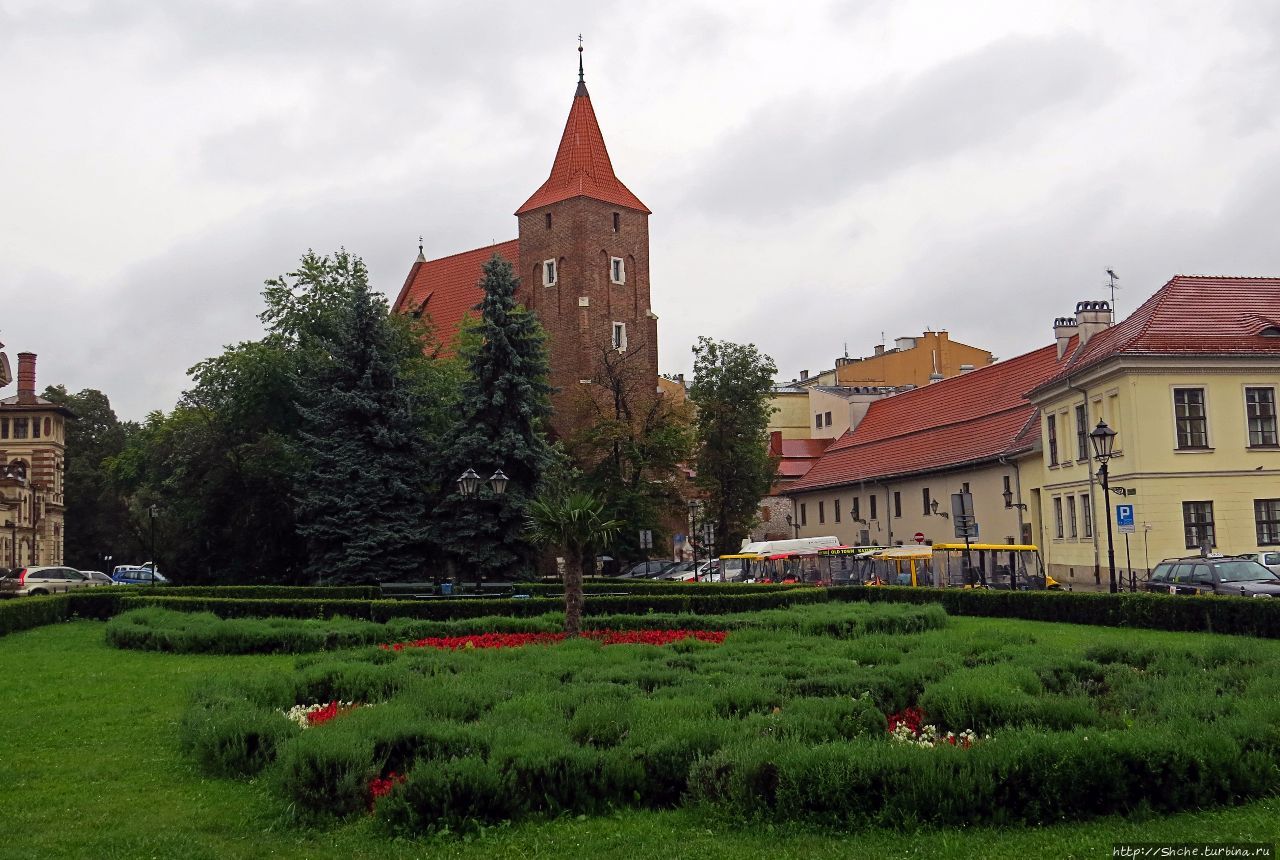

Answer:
[768,430,783,457]
[1074,301,1111,348]
[17,352,36,404]
[1054,316,1078,359]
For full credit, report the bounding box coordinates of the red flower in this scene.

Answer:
[367,771,407,810]
[886,706,927,735]
[306,701,343,727]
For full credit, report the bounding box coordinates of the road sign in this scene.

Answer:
[913,532,925,544]
[951,492,974,519]
[1116,504,1135,535]
[638,529,653,549]
[953,514,979,540]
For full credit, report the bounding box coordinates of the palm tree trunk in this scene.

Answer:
[564,548,584,636]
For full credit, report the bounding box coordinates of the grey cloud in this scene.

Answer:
[685,33,1125,220]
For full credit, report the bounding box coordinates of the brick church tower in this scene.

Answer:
[393,50,659,439]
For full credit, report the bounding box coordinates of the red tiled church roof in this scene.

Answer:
[1034,276,1280,392]
[769,433,832,488]
[787,343,1070,492]
[391,239,520,349]
[515,77,649,216]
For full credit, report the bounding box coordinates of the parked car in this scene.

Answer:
[619,560,673,579]
[655,561,698,581]
[1237,551,1280,577]
[79,570,115,586]
[0,566,108,597]
[1145,556,1280,597]
[111,567,170,586]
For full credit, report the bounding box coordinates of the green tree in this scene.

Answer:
[525,491,621,635]
[40,386,136,569]
[689,337,778,556]
[433,255,553,581]
[567,346,693,565]
[291,257,432,584]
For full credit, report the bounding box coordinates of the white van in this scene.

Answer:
[739,536,842,555]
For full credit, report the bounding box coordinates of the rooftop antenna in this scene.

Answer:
[843,341,849,359]
[1105,269,1120,321]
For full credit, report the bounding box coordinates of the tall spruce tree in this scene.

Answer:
[433,255,553,580]
[293,259,430,583]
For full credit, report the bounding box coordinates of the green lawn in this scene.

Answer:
[2,619,1278,859]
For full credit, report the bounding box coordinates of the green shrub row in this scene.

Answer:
[0,594,71,636]
[146,585,380,600]
[521,581,810,596]
[114,588,826,623]
[108,602,946,655]
[830,586,1280,637]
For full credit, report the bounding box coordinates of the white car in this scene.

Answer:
[0,566,109,597]
[1239,551,1280,576]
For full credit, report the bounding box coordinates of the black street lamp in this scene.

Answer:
[688,500,702,581]
[785,512,799,538]
[1000,488,1028,511]
[456,468,509,590]
[148,504,159,575]
[1089,420,1120,594]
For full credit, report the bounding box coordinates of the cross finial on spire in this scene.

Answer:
[578,34,584,83]
[416,235,425,262]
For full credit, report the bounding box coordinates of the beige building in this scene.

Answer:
[0,352,70,569]
[1027,278,1280,588]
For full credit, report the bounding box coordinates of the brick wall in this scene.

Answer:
[518,197,658,439]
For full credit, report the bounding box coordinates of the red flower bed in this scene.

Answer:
[380,629,726,652]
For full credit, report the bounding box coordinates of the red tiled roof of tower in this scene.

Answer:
[1034,276,1280,392]
[391,239,520,351]
[788,342,1072,492]
[515,80,650,215]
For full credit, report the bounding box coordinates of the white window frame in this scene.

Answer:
[611,321,627,352]
[542,259,557,287]
[610,256,625,285]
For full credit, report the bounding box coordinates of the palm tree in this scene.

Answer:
[525,491,622,635]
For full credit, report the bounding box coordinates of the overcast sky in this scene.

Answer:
[5,0,1279,419]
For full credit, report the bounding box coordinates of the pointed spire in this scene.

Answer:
[515,43,650,216]
[416,235,426,262]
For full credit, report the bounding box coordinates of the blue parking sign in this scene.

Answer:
[1116,504,1135,534]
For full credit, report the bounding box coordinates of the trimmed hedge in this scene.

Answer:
[107,602,948,655]
[0,594,71,636]
[180,609,1280,833]
[112,589,828,623]
[829,586,1280,638]
[145,585,380,600]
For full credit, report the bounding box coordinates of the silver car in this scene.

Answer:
[0,566,107,597]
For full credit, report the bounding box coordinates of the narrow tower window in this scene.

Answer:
[545,213,553,229]
[610,257,625,284]
[612,212,620,232]
[543,260,557,286]
[611,322,627,351]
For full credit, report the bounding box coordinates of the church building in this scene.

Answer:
[392,50,660,438]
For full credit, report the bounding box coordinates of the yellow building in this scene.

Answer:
[835,331,993,389]
[1028,278,1280,588]
[767,385,814,440]
[0,352,70,568]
